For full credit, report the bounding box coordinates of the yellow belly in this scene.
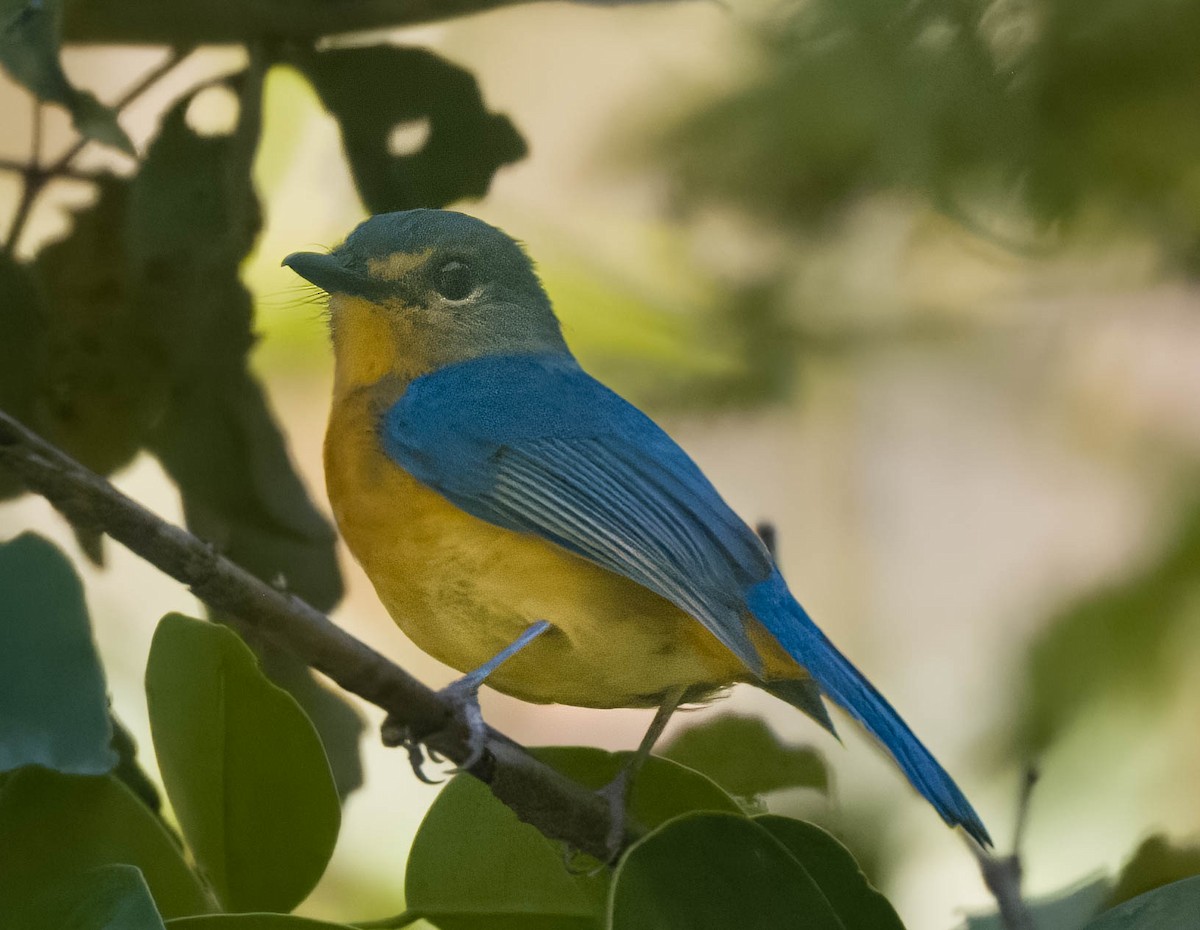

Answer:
[324,385,797,708]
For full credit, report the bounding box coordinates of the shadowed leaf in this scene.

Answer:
[0,533,116,775]
[1107,836,1200,910]
[1082,876,1200,930]
[27,864,166,930]
[661,713,828,797]
[129,82,341,613]
[0,253,45,499]
[0,769,210,922]
[293,45,526,214]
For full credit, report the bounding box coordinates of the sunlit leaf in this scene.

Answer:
[0,533,116,775]
[293,45,526,214]
[608,811,844,930]
[0,0,133,153]
[404,746,742,929]
[755,816,903,930]
[145,614,340,913]
[0,769,210,921]
[661,713,828,797]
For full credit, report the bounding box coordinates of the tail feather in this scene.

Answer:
[747,570,991,846]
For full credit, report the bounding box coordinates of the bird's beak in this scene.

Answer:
[283,251,379,298]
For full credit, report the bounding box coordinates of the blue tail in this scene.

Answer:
[746,570,991,846]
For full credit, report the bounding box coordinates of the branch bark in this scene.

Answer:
[63,0,534,44]
[0,407,631,862]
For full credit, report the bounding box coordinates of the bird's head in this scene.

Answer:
[284,210,567,391]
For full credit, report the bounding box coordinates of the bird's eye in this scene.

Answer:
[433,261,474,301]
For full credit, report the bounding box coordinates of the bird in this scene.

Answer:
[283,208,990,849]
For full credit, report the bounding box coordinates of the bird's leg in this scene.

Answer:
[597,684,687,861]
[382,620,552,781]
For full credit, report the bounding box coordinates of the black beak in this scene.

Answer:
[282,251,381,299]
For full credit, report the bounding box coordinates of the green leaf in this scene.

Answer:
[145,614,340,913]
[1004,497,1200,757]
[0,0,133,153]
[754,816,903,930]
[961,876,1111,930]
[608,811,845,930]
[404,746,742,930]
[293,45,526,213]
[1107,836,1200,909]
[660,713,828,796]
[168,918,354,929]
[0,533,116,775]
[29,864,166,930]
[1082,876,1200,930]
[129,84,342,614]
[0,769,210,921]
[253,648,364,802]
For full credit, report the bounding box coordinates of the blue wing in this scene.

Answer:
[381,352,772,672]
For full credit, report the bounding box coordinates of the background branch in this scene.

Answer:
[0,407,631,862]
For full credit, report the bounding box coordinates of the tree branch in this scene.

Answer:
[0,407,632,862]
[64,0,534,44]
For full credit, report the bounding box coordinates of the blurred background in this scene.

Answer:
[2,1,1199,927]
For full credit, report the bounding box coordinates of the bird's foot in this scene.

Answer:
[380,678,489,783]
[596,767,633,866]
[438,676,489,773]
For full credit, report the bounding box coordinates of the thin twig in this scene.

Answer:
[969,764,1039,930]
[0,408,635,862]
[2,45,195,256]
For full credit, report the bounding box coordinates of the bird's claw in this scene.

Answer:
[379,679,490,783]
[381,713,446,784]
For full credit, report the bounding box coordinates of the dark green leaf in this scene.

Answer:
[145,614,340,913]
[0,533,116,775]
[0,0,133,152]
[961,876,1111,930]
[168,918,354,929]
[0,253,46,499]
[1107,836,1200,909]
[608,811,844,930]
[404,746,742,930]
[28,864,166,930]
[293,45,526,213]
[755,816,903,930]
[1082,876,1200,930]
[33,174,166,479]
[0,769,210,921]
[129,85,341,613]
[661,713,828,796]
